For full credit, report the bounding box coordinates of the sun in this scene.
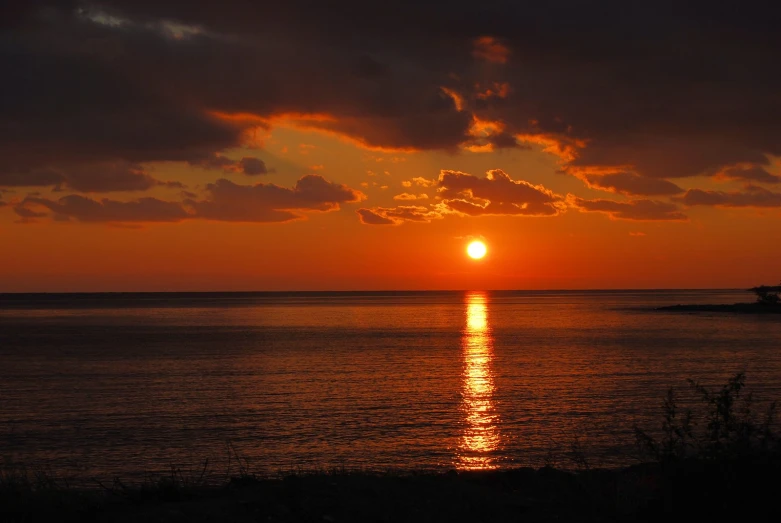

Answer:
[467,240,487,260]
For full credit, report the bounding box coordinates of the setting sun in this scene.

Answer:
[467,240,487,260]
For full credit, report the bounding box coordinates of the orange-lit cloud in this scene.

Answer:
[440,87,465,111]
[407,177,437,188]
[515,134,583,163]
[464,117,519,152]
[360,169,565,225]
[475,82,510,100]
[472,37,509,64]
[438,169,563,216]
[393,193,429,201]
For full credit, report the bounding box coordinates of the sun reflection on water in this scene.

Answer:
[458,291,500,470]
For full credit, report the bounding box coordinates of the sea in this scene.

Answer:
[1,289,780,480]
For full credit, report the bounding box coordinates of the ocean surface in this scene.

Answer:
[1,290,780,479]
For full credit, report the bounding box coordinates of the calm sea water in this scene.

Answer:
[1,290,780,479]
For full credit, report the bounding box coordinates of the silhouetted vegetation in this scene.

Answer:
[2,374,780,522]
[635,372,779,462]
[751,282,781,306]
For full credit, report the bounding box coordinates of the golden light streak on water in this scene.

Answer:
[457,291,500,470]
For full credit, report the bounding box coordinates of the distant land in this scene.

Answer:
[657,284,781,314]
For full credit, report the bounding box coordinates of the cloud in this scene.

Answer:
[393,193,428,200]
[356,208,396,225]
[4,0,781,201]
[20,195,190,223]
[401,177,437,188]
[357,205,441,225]
[61,163,174,192]
[715,165,781,184]
[438,169,563,216]
[575,170,683,196]
[239,157,269,175]
[13,206,46,218]
[472,36,509,64]
[0,39,246,177]
[0,162,184,192]
[17,174,364,224]
[360,168,564,224]
[189,154,272,176]
[0,169,65,188]
[186,175,365,222]
[677,186,781,207]
[568,195,687,221]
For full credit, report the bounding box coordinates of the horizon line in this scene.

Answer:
[0,287,753,296]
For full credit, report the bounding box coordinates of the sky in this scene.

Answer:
[2,1,781,291]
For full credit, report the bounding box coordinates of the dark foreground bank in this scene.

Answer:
[2,458,781,523]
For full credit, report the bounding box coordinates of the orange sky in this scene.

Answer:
[3,124,780,292]
[4,3,781,292]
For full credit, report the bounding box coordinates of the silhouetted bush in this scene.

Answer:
[635,372,779,462]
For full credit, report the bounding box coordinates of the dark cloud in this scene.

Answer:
[13,206,48,219]
[239,157,269,176]
[677,186,781,208]
[357,205,440,225]
[17,174,364,224]
[0,169,65,188]
[568,195,687,221]
[188,154,271,176]
[717,165,781,184]
[352,55,389,79]
[438,169,563,216]
[1,163,185,192]
[21,195,190,223]
[186,175,365,222]
[188,154,237,170]
[356,208,396,225]
[61,163,167,192]
[576,171,683,196]
[3,1,781,199]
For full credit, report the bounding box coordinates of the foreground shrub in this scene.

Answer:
[635,372,779,462]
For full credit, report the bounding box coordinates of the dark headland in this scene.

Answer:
[656,284,781,314]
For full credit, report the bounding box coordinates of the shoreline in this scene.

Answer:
[3,459,780,522]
